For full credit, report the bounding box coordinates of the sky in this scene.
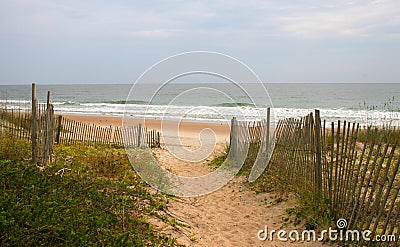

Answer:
[0,0,399,84]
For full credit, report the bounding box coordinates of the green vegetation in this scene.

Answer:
[250,127,399,244]
[208,144,229,168]
[208,142,260,177]
[0,136,30,163]
[357,127,400,146]
[239,142,260,177]
[284,193,334,231]
[250,154,336,233]
[0,136,181,246]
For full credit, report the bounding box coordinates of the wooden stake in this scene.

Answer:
[55,115,62,143]
[31,83,37,164]
[314,109,322,195]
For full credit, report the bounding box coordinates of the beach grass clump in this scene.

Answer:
[248,132,336,231]
[284,193,334,231]
[357,127,400,146]
[238,142,260,177]
[0,135,30,163]
[208,144,229,168]
[208,142,260,177]
[250,154,335,232]
[0,137,180,246]
[359,96,400,127]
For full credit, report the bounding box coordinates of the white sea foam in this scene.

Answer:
[52,102,400,126]
[0,100,400,126]
[2,101,399,126]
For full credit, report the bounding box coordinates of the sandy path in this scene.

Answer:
[63,115,327,246]
[153,143,326,247]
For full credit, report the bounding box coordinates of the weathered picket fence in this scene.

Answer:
[266,110,399,246]
[30,84,55,164]
[0,108,32,140]
[0,108,161,149]
[0,84,55,164]
[229,108,271,164]
[228,108,399,245]
[1,84,161,165]
[56,117,161,148]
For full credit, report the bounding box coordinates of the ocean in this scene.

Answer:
[0,83,399,126]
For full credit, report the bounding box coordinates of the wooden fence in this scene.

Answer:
[230,108,271,146]
[0,84,55,164]
[0,108,32,140]
[0,110,161,149]
[1,83,161,165]
[56,117,161,148]
[265,110,399,246]
[229,108,272,174]
[32,102,55,164]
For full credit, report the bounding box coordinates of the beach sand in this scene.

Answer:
[63,114,326,246]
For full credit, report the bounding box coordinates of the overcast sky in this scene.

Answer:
[0,0,399,84]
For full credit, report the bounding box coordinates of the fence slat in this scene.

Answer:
[251,110,400,246]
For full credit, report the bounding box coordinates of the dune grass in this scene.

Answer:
[0,136,181,246]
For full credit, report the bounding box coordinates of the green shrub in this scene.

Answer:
[0,136,30,163]
[0,143,180,246]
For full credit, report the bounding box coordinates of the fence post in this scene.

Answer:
[266,107,270,152]
[137,123,142,147]
[45,105,53,164]
[314,109,322,195]
[55,115,63,144]
[31,83,37,164]
[46,91,50,108]
[44,91,51,164]
[230,117,237,158]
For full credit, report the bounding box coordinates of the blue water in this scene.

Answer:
[1,83,399,125]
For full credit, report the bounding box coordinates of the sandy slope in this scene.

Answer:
[153,143,326,247]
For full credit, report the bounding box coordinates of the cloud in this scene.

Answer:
[0,0,181,38]
[2,0,399,41]
[1,0,400,84]
[125,29,182,38]
[265,0,400,39]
